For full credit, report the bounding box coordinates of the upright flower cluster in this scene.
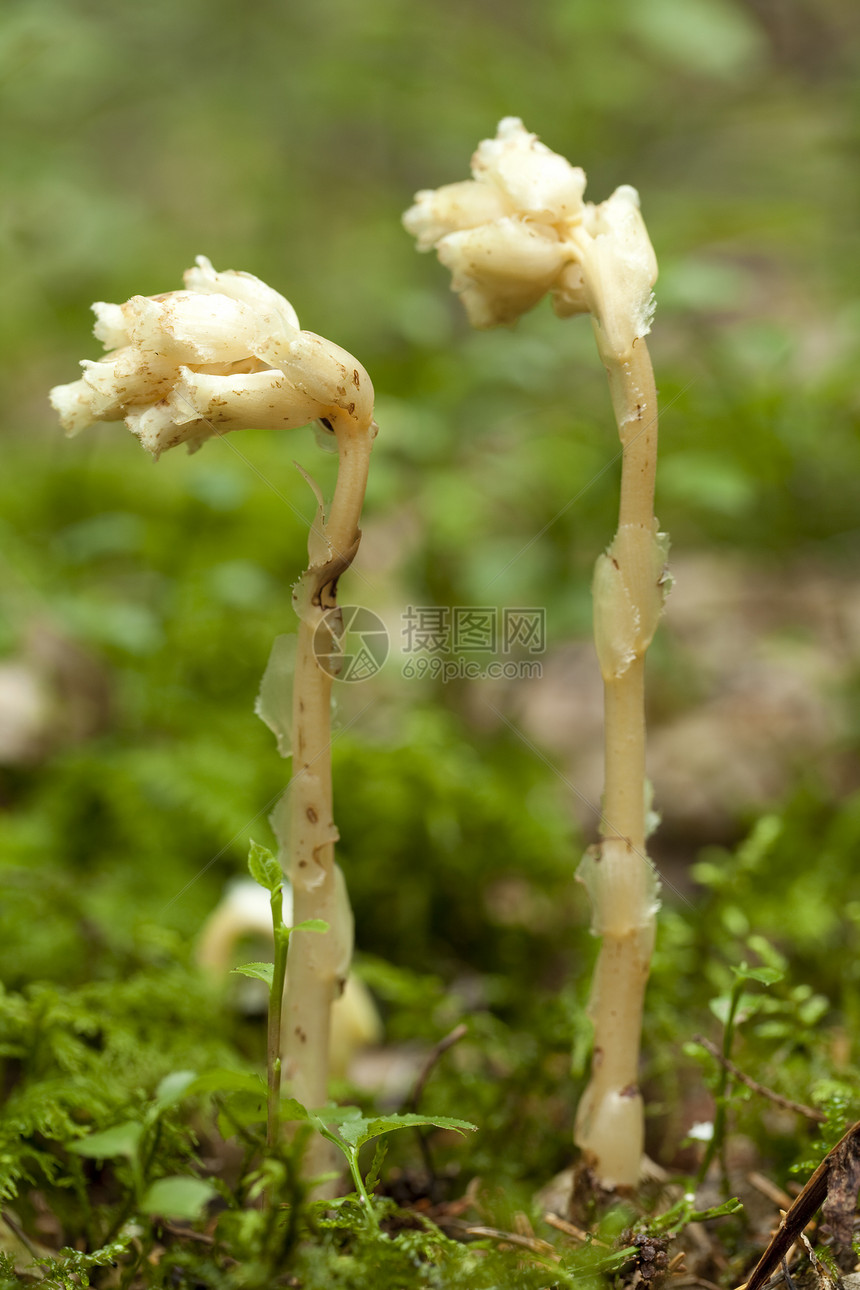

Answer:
[403,117,657,360]
[50,257,374,458]
[406,118,666,1189]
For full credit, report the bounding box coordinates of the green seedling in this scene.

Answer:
[232,839,327,1151]
[284,1103,476,1231]
[694,959,784,1192]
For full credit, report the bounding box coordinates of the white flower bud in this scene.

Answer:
[403,120,658,344]
[50,259,374,457]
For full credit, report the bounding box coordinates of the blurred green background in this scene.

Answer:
[2,0,860,1173]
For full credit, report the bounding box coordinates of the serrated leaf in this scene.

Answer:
[231,961,274,986]
[337,1112,476,1153]
[141,1175,218,1221]
[68,1121,143,1160]
[155,1070,197,1109]
[247,839,282,893]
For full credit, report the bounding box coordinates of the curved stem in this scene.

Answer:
[281,419,375,1186]
[575,339,663,1188]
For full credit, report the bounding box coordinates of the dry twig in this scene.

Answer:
[741,1119,860,1290]
[404,1023,469,1115]
[693,1035,825,1123]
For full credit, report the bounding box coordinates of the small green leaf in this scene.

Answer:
[247,839,282,893]
[33,1239,132,1277]
[185,1068,267,1097]
[691,1196,743,1222]
[68,1121,143,1160]
[279,1097,310,1121]
[336,1112,476,1153]
[231,961,274,986]
[365,1139,388,1196]
[155,1070,197,1109]
[292,919,328,934]
[217,1088,267,1140]
[746,934,787,973]
[310,1105,364,1127]
[141,1175,218,1221]
[731,964,783,986]
[709,991,763,1024]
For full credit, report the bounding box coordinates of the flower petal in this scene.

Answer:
[472,117,586,220]
[170,367,329,432]
[49,379,99,436]
[255,332,374,432]
[436,217,568,328]
[402,180,510,251]
[183,255,301,332]
[579,186,658,359]
[125,402,212,459]
[124,292,264,364]
[91,301,129,351]
[79,347,176,418]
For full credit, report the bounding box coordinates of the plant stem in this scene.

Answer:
[695,976,743,1191]
[281,420,375,1183]
[345,1147,378,1230]
[284,621,336,1103]
[575,338,664,1188]
[267,886,288,1151]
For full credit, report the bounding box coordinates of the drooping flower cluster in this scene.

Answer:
[403,117,658,359]
[50,257,374,458]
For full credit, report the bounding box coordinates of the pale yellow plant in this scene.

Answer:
[51,257,377,1181]
[404,119,668,1188]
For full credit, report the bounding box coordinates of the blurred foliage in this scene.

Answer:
[1,0,860,1282]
